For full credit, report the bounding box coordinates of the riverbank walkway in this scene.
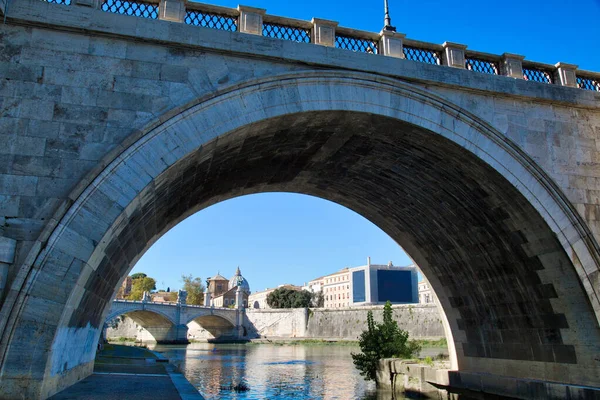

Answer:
[50,344,203,400]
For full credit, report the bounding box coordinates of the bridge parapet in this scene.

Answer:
[31,0,600,92]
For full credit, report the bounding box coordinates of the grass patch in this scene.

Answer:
[108,337,138,343]
[415,338,447,348]
[249,339,358,346]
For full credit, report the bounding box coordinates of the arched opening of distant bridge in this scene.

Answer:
[104,310,178,343]
[1,71,599,398]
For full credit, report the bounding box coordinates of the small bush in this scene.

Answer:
[351,301,421,381]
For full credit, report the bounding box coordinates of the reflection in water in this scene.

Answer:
[151,343,409,399]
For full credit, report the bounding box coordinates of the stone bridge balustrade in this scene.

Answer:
[41,0,600,91]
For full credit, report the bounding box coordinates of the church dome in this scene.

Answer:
[229,267,250,294]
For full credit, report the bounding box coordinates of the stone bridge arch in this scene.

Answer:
[0,70,599,398]
[104,307,179,344]
[183,310,239,341]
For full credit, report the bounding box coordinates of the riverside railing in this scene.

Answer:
[39,0,600,92]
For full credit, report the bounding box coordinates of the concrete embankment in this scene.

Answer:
[49,344,203,400]
[107,304,445,342]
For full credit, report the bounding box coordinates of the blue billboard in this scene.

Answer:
[376,270,413,303]
[352,270,366,303]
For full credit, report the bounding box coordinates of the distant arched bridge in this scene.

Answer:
[105,300,242,343]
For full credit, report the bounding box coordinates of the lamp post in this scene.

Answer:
[384,0,396,32]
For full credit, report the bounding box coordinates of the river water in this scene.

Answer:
[151,343,446,399]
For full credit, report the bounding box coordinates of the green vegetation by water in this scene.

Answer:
[352,301,421,381]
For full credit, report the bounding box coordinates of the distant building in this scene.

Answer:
[302,276,325,294]
[249,284,303,309]
[418,280,435,304]
[349,258,418,306]
[323,268,351,308]
[208,267,250,308]
[116,276,132,299]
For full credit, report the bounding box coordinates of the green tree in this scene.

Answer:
[267,288,312,308]
[130,272,147,280]
[351,301,421,381]
[128,276,156,300]
[181,274,205,305]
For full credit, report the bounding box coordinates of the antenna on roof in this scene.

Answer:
[383,0,396,32]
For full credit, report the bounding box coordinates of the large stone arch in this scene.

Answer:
[0,70,599,398]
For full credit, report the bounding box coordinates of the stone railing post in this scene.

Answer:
[159,0,186,23]
[379,30,406,59]
[237,5,266,35]
[442,42,467,69]
[501,53,525,79]
[312,18,338,47]
[555,62,578,88]
[0,236,16,298]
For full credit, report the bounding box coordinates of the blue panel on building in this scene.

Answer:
[353,270,366,302]
[377,270,412,303]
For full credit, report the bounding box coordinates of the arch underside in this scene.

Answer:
[86,111,598,379]
[188,315,236,339]
[1,73,599,398]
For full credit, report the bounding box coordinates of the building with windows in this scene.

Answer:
[116,276,132,299]
[350,258,418,306]
[206,267,250,308]
[418,280,435,304]
[302,276,325,294]
[323,268,351,308]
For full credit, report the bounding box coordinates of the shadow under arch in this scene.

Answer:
[1,70,600,398]
[187,315,238,341]
[104,309,178,343]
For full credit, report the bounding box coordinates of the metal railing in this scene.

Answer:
[34,0,600,93]
[403,44,441,65]
[101,0,158,19]
[523,63,554,84]
[184,3,237,32]
[263,21,310,43]
[577,75,600,91]
[335,30,379,54]
[465,55,499,75]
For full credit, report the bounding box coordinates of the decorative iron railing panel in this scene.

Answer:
[335,34,378,54]
[465,57,499,75]
[43,0,71,5]
[101,0,158,18]
[263,22,310,43]
[185,10,238,31]
[523,67,554,84]
[403,45,441,65]
[577,76,600,92]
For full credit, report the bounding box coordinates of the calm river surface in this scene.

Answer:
[151,343,446,399]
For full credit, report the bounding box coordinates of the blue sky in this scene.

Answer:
[131,0,600,292]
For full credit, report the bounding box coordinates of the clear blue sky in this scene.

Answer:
[131,0,600,292]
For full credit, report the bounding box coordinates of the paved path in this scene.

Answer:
[50,344,203,400]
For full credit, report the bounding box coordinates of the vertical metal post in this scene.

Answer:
[383,0,396,32]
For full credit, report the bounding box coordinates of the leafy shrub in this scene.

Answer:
[351,301,421,381]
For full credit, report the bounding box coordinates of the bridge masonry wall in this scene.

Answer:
[1,1,600,397]
[0,0,598,296]
[0,0,599,306]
